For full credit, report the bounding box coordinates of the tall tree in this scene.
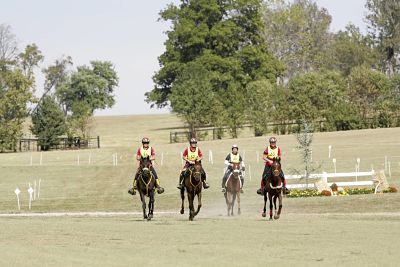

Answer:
[346,66,390,123]
[31,96,66,151]
[366,0,400,76]
[262,0,332,80]
[326,24,379,76]
[146,0,283,132]
[0,24,18,68]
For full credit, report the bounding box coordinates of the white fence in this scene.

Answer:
[286,171,375,189]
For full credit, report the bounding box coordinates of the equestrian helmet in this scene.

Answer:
[232,144,238,150]
[269,137,277,143]
[190,137,197,144]
[142,137,150,144]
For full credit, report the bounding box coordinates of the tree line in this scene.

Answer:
[0,24,118,151]
[146,0,400,137]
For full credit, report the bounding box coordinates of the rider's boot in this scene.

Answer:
[257,178,265,195]
[128,179,137,195]
[177,173,184,190]
[202,172,210,189]
[283,178,289,195]
[155,178,164,194]
[221,176,226,193]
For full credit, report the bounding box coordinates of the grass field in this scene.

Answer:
[1,114,400,266]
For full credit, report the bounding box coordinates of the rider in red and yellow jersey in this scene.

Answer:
[177,138,210,190]
[128,137,164,195]
[257,137,288,195]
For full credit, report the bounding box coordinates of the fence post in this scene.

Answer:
[97,136,100,148]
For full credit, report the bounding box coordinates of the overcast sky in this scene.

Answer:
[1,0,368,116]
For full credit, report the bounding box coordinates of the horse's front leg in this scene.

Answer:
[237,190,241,216]
[188,192,195,221]
[262,192,267,217]
[276,192,283,219]
[194,191,202,217]
[231,193,236,216]
[273,195,278,219]
[268,193,273,220]
[139,192,147,219]
[180,188,185,214]
[148,191,154,220]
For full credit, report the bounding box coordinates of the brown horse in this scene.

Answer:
[137,157,155,220]
[180,161,203,221]
[224,163,241,216]
[262,158,283,220]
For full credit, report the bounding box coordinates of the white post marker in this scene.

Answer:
[14,188,21,211]
[40,152,43,165]
[30,155,33,166]
[388,161,391,179]
[332,158,337,173]
[77,154,80,166]
[180,152,183,165]
[328,145,332,158]
[88,153,92,165]
[356,158,360,181]
[384,156,388,171]
[28,186,34,210]
[37,179,41,199]
[208,150,213,164]
[33,180,37,200]
[256,151,259,163]
[248,164,252,181]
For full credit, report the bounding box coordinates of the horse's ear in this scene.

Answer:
[277,157,281,163]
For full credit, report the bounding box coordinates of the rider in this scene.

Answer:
[221,144,245,193]
[177,137,210,190]
[257,137,288,195]
[128,137,164,195]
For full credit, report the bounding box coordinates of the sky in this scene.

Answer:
[1,0,368,116]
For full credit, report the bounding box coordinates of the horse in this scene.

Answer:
[262,158,283,220]
[180,161,203,221]
[136,157,156,220]
[224,162,241,216]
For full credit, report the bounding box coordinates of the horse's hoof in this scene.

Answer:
[180,209,184,215]
[274,215,280,220]
[189,217,193,221]
[262,213,266,217]
[238,210,241,216]
[269,217,273,221]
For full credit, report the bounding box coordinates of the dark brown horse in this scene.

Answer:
[180,161,203,221]
[262,158,283,220]
[137,157,155,220]
[224,162,241,216]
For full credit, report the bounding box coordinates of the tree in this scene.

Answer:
[0,69,34,151]
[146,0,283,132]
[169,62,218,134]
[0,24,18,68]
[262,0,332,80]
[366,0,400,76]
[346,66,390,124]
[286,71,345,124]
[31,96,66,151]
[326,24,379,76]
[55,61,118,137]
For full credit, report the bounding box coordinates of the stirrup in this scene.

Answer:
[177,184,184,190]
[128,188,136,195]
[157,187,164,194]
[203,182,210,189]
[256,188,263,195]
[221,188,226,193]
[240,188,244,193]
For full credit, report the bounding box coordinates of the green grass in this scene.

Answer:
[1,114,400,266]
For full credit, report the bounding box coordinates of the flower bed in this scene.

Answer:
[287,186,398,198]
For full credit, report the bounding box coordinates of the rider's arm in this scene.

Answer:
[263,148,273,164]
[224,154,231,167]
[197,148,203,161]
[150,147,156,161]
[136,148,141,161]
[182,148,191,163]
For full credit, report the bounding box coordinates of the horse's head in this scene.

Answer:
[140,157,152,178]
[271,157,281,177]
[190,161,202,182]
[231,163,241,179]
